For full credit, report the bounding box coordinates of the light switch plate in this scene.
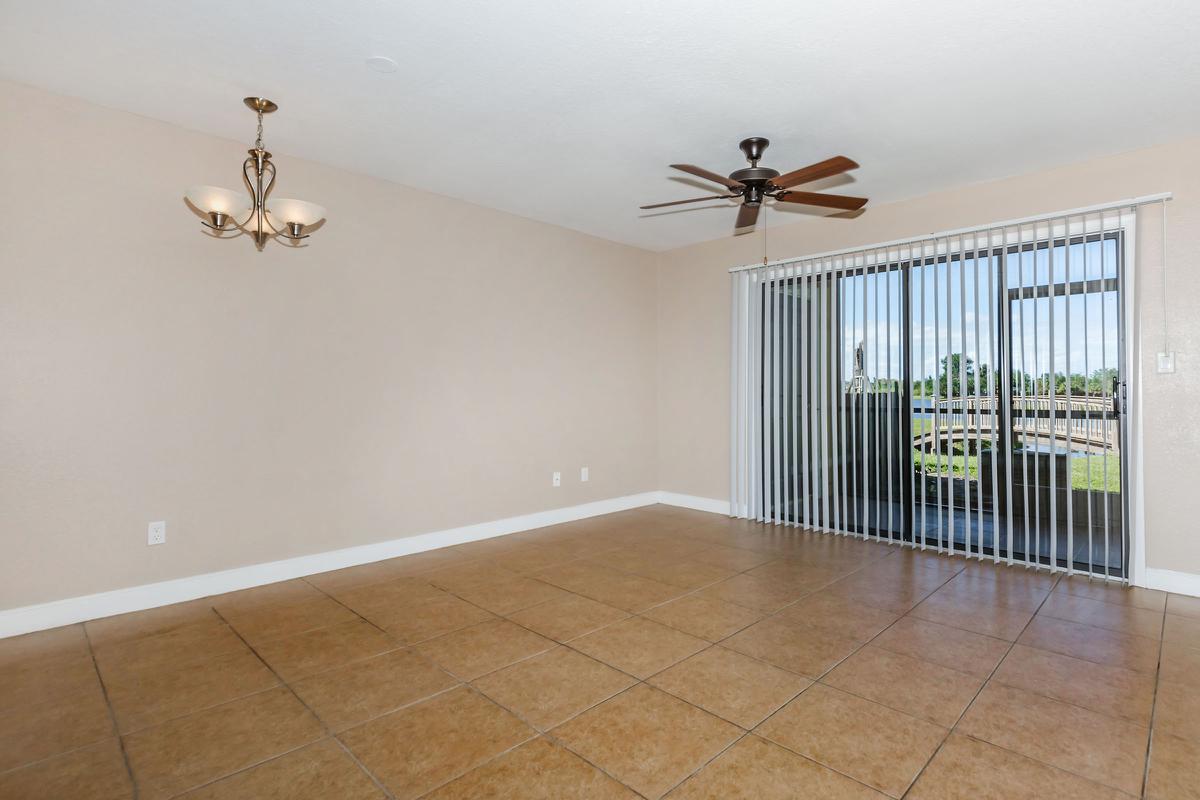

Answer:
[1158,351,1176,373]
[580,467,589,482]
[552,471,561,487]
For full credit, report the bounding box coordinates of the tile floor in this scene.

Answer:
[2,504,1198,799]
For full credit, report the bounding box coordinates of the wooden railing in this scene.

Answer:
[925,395,1118,450]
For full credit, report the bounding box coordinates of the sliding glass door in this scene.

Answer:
[762,261,909,540]
[839,263,908,542]
[909,244,1003,558]
[751,223,1128,577]
[998,232,1124,575]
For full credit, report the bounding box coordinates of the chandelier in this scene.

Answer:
[184,97,326,251]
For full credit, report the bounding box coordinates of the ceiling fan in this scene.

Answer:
[640,137,867,232]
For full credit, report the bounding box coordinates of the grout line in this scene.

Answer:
[291,509,730,798]
[975,659,1153,728]
[1012,613,1164,674]
[228,595,436,800]
[716,552,970,797]
[81,623,140,800]
[208,606,399,800]
[897,572,1064,799]
[406,544,756,796]
[17,508,1172,799]
[409,684,650,800]
[298,567,566,799]
[1139,605,1169,798]
[394,517,834,798]
[498,530,952,797]
[652,545,959,795]
[310,519,1156,797]
[1053,582,1169,614]
[649,672,819,800]
[330,737,398,800]
[159,737,342,799]
[0,516,819,791]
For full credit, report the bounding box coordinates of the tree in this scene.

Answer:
[935,353,988,398]
[1088,367,1118,396]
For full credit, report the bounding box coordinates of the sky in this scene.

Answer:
[827,237,1122,385]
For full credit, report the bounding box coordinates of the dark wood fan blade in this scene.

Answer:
[776,191,868,211]
[735,203,760,229]
[640,194,738,210]
[771,156,859,189]
[671,164,744,189]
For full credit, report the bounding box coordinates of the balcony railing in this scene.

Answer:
[924,395,1117,451]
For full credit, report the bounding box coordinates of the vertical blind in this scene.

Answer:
[730,198,1160,580]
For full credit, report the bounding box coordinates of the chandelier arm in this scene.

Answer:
[261,159,277,205]
[241,155,258,203]
[200,219,243,234]
[236,161,301,243]
[257,162,284,236]
[200,225,247,240]
[235,155,285,240]
[241,157,266,223]
[206,208,260,232]
[189,164,256,234]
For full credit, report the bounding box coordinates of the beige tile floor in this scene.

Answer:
[2,504,1198,798]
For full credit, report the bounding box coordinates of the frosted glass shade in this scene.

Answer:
[185,185,247,216]
[267,198,326,227]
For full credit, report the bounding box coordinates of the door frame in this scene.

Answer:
[1121,211,1147,587]
[738,207,1147,584]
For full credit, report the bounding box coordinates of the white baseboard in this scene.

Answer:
[0,491,661,639]
[1146,567,1200,598]
[659,495,1200,601]
[656,492,731,516]
[12,487,1186,638]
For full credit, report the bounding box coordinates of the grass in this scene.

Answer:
[1071,453,1121,493]
[913,445,979,481]
[893,418,1121,491]
[911,446,1119,492]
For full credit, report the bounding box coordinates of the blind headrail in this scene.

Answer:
[728,192,1172,274]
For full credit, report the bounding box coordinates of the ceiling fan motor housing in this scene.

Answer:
[729,166,780,206]
[733,137,779,206]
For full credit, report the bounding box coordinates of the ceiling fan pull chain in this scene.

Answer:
[762,212,768,265]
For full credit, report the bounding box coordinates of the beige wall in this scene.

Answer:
[657,137,1200,575]
[0,81,659,609]
[4,79,1198,613]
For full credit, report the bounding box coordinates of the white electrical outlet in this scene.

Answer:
[552,471,561,487]
[1158,351,1176,373]
[148,520,166,546]
[580,466,589,482]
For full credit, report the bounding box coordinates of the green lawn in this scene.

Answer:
[913,445,979,481]
[1070,454,1121,493]
[910,446,1119,492]
[909,416,1119,491]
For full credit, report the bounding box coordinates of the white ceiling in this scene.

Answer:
[3,0,1199,250]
